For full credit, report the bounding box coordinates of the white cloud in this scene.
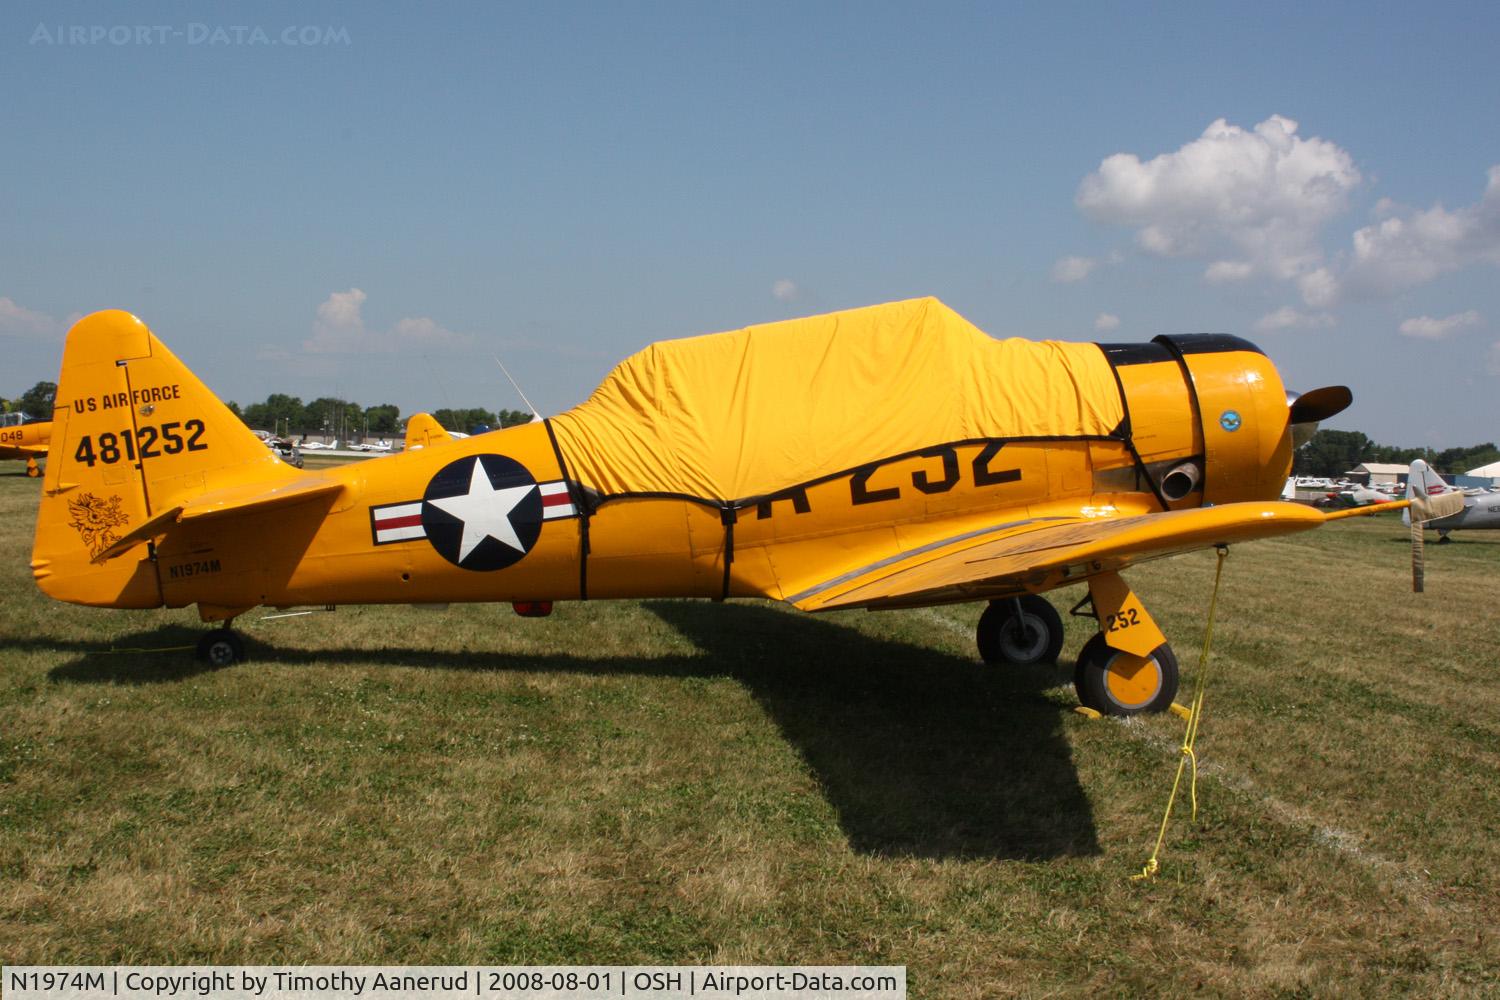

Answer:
[1254,306,1336,333]
[392,316,466,347]
[303,288,468,355]
[1204,260,1254,283]
[771,278,800,301]
[1326,166,1500,303]
[315,287,366,330]
[1093,312,1120,332]
[1076,115,1361,287]
[1051,256,1097,283]
[1398,310,1481,340]
[0,297,61,339]
[1297,267,1339,308]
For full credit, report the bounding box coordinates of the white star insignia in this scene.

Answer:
[427,460,536,561]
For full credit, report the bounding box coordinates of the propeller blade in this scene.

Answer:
[1288,385,1352,424]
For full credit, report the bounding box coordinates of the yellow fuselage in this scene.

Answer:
[0,420,50,461]
[41,335,1290,619]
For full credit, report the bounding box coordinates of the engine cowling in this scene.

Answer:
[1151,334,1295,506]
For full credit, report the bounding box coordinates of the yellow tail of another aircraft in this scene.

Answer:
[32,310,298,608]
[403,412,454,450]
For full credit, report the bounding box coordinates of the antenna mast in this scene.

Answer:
[494,355,543,422]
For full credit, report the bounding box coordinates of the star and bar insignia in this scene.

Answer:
[369,453,579,571]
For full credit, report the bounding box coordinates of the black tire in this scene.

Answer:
[196,629,245,667]
[1074,633,1178,716]
[976,595,1065,666]
[26,462,40,478]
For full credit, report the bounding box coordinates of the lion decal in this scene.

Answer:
[66,492,129,560]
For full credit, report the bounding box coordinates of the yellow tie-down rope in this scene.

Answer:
[1133,545,1229,881]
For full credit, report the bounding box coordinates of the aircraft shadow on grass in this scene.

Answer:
[34,601,1098,861]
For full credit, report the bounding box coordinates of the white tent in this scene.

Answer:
[1465,459,1500,479]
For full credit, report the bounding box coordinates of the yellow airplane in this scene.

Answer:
[29,300,1448,714]
[403,412,455,450]
[1,411,51,478]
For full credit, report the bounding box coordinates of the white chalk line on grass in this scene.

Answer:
[1117,718,1438,902]
[914,604,1435,900]
[916,607,973,641]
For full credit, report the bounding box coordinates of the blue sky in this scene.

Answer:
[3,2,1498,448]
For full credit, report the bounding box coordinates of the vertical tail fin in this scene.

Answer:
[1403,459,1466,592]
[1402,459,1450,526]
[32,310,296,607]
[403,412,454,450]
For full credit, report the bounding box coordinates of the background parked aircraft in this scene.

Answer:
[0,411,50,478]
[1405,458,1500,540]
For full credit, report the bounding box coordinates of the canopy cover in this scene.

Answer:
[549,297,1124,503]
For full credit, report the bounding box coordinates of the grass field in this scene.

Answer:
[1,460,1496,997]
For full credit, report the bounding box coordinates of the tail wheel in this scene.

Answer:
[977,595,1064,666]
[26,460,40,478]
[195,628,245,667]
[1074,633,1178,716]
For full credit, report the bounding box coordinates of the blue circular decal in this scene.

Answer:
[1219,410,1242,432]
[421,454,543,571]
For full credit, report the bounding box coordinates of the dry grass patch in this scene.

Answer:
[1,462,1497,995]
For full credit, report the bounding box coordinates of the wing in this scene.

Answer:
[787,501,1330,612]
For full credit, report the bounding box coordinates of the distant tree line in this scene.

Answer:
[429,408,533,434]
[0,381,57,420]
[1294,429,1500,477]
[229,393,532,439]
[0,380,533,438]
[9,376,1490,473]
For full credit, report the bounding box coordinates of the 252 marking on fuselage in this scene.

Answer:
[758,440,1023,517]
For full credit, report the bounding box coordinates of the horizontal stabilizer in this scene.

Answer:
[96,476,344,562]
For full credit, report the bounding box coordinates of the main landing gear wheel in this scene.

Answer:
[196,628,245,667]
[1074,633,1178,716]
[977,595,1064,666]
